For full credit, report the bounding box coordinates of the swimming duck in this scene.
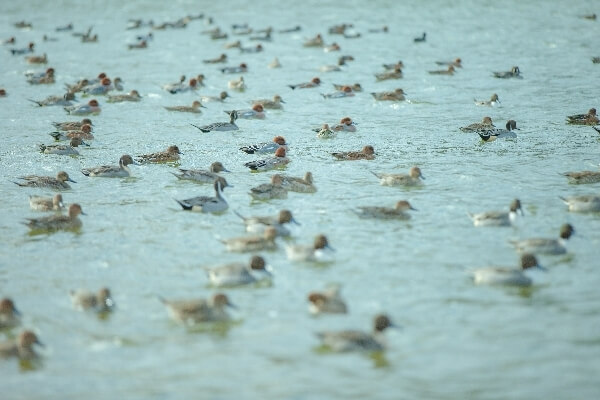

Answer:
[468,199,523,227]
[136,145,182,163]
[174,178,230,213]
[25,203,85,232]
[316,314,394,352]
[332,145,375,160]
[81,155,138,178]
[29,194,64,211]
[160,293,235,324]
[354,200,416,220]
[14,171,76,190]
[472,254,544,287]
[204,255,272,287]
[171,162,229,183]
[509,223,575,255]
[372,166,424,186]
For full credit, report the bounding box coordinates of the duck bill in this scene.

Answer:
[68,178,77,183]
[536,265,547,272]
[325,244,336,252]
[227,302,238,310]
[291,217,301,226]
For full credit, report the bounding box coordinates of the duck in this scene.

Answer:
[28,92,76,107]
[240,44,263,53]
[468,199,523,227]
[493,66,521,79]
[174,178,230,213]
[371,88,406,101]
[26,67,54,84]
[316,124,336,138]
[70,288,114,312]
[333,83,362,92]
[332,117,357,132]
[228,76,246,91]
[49,125,94,142]
[244,147,290,171]
[280,172,316,193]
[372,166,424,186]
[52,118,93,131]
[509,223,575,255]
[29,194,64,211]
[286,234,334,262]
[160,293,235,324]
[268,57,281,68]
[321,86,354,99]
[161,75,186,93]
[39,136,88,155]
[459,116,494,132]
[472,254,544,287]
[225,104,265,120]
[82,78,112,95]
[354,200,416,220]
[200,91,230,103]
[303,34,324,47]
[428,65,455,75]
[566,108,599,125]
[559,195,600,212]
[24,203,85,232]
[171,162,229,183]
[81,155,138,177]
[251,95,285,109]
[474,93,500,107]
[10,42,34,55]
[0,331,43,360]
[164,101,205,113]
[203,53,227,63]
[165,78,199,94]
[307,285,348,315]
[563,171,600,184]
[64,99,101,115]
[221,226,278,252]
[136,145,181,163]
[414,32,426,42]
[0,298,21,329]
[316,314,394,352]
[14,171,76,190]
[249,174,288,200]
[332,145,375,160]
[235,209,299,236]
[382,61,404,70]
[435,57,462,68]
[191,111,238,132]
[204,255,272,287]
[240,136,287,154]
[478,120,519,141]
[375,67,403,80]
[288,77,320,90]
[220,63,248,74]
[107,90,142,103]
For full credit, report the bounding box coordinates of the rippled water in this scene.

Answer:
[2,0,600,399]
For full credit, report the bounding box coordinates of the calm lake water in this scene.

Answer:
[1,0,600,399]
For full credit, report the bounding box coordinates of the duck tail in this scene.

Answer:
[174,198,192,210]
[27,99,43,106]
[288,85,296,90]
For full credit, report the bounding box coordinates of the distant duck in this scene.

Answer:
[493,66,522,79]
[474,93,500,107]
[413,32,426,42]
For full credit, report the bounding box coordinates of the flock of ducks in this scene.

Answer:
[1,8,600,364]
